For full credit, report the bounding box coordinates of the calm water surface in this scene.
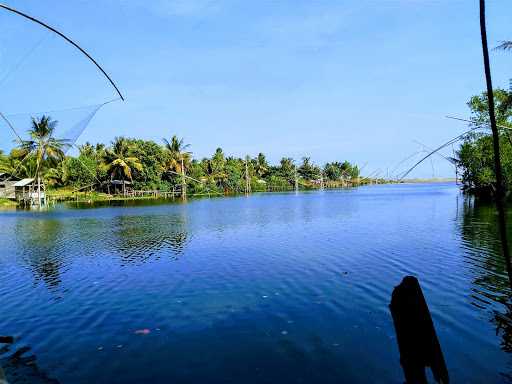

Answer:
[1,183,512,383]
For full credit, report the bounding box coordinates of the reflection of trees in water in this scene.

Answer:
[112,214,190,265]
[0,340,59,383]
[460,198,512,353]
[15,219,65,290]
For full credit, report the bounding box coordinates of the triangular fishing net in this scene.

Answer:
[0,102,112,156]
[0,7,121,171]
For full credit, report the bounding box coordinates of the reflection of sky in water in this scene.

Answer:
[0,183,511,383]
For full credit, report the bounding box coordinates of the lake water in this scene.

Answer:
[1,183,512,383]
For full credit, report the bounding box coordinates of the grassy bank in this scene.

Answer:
[8,179,394,209]
[47,187,160,204]
[0,198,17,208]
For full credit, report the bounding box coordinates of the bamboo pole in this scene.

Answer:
[181,156,186,199]
[245,155,251,195]
[479,0,512,289]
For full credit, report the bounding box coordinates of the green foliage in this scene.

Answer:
[224,158,244,193]
[278,157,296,183]
[63,156,97,187]
[467,89,512,128]
[2,116,361,197]
[128,139,165,189]
[0,150,9,173]
[298,157,321,180]
[103,137,143,182]
[266,175,291,190]
[324,161,359,180]
[457,89,512,198]
[15,115,69,181]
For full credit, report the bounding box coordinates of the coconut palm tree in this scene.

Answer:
[163,135,191,198]
[254,152,269,178]
[16,115,69,205]
[279,157,296,184]
[103,137,142,195]
[496,41,512,51]
[481,0,512,288]
[494,40,512,115]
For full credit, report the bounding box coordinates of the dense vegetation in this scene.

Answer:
[0,116,360,197]
[456,40,512,200]
[457,88,512,199]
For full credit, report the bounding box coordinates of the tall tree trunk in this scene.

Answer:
[480,0,512,288]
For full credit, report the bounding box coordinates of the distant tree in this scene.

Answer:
[163,135,191,196]
[298,157,321,180]
[209,148,228,189]
[278,157,295,183]
[225,157,244,193]
[253,152,269,178]
[63,156,97,188]
[129,139,165,189]
[15,115,69,204]
[103,137,143,191]
[324,162,341,180]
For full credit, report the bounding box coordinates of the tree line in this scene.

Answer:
[0,116,360,196]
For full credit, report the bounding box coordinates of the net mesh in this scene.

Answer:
[0,103,108,155]
[0,10,121,175]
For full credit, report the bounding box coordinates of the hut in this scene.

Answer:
[14,178,45,205]
[106,180,133,195]
[0,173,19,199]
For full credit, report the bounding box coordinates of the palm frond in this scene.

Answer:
[495,41,512,51]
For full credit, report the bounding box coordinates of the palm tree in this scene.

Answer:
[209,148,228,190]
[16,115,69,205]
[494,40,512,115]
[480,0,512,288]
[103,137,142,195]
[163,135,192,198]
[279,157,296,184]
[254,153,269,178]
[496,41,512,51]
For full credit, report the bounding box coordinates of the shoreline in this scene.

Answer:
[1,180,458,209]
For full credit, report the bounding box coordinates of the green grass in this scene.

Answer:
[47,187,169,204]
[0,198,17,208]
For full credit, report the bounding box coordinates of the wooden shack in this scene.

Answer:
[106,180,132,195]
[14,178,45,205]
[0,173,19,199]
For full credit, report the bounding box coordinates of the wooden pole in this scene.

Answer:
[245,155,251,195]
[390,276,449,383]
[294,166,299,193]
[181,156,186,199]
[479,0,512,289]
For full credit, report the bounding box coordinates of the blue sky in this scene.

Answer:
[0,0,511,178]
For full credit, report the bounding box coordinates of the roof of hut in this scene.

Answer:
[13,178,35,187]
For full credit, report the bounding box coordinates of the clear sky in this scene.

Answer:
[0,0,511,178]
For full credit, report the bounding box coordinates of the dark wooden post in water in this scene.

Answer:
[390,276,449,384]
